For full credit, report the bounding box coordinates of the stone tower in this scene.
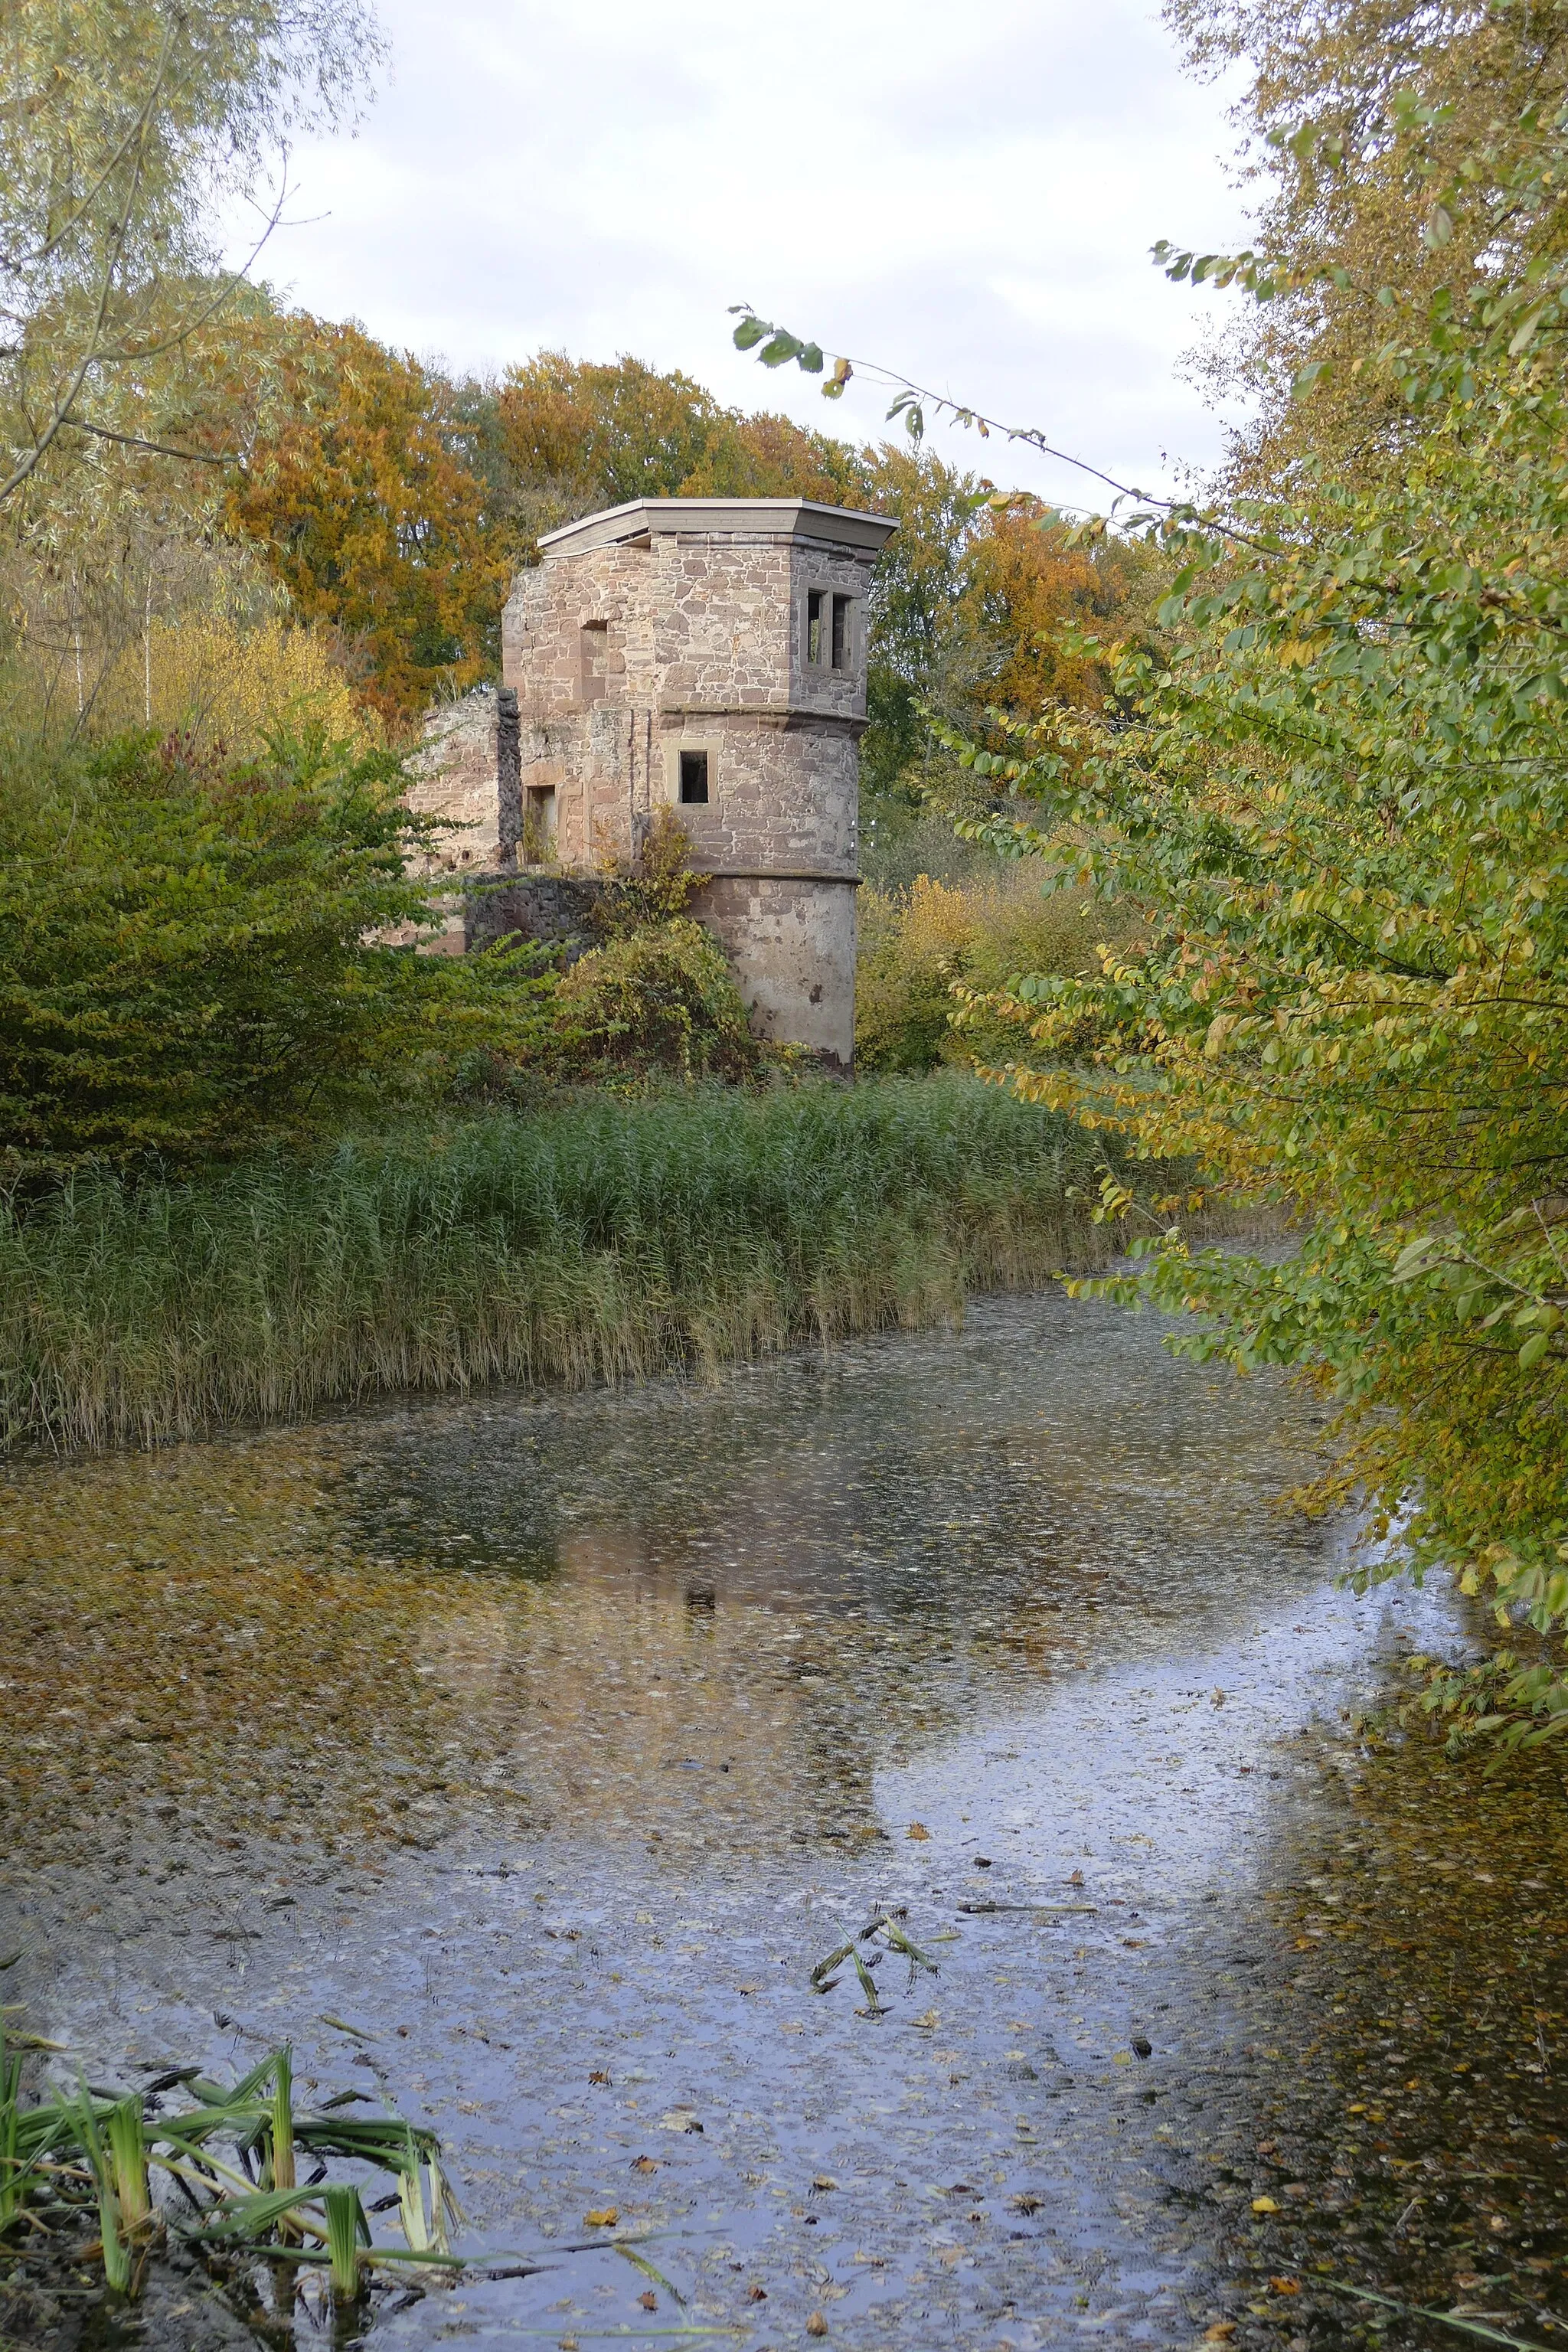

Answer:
[499,495,897,1069]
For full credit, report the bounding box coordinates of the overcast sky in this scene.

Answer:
[253,0,1254,510]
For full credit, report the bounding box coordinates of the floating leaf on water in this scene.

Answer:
[906,1823,931,1841]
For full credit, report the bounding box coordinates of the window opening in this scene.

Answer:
[580,620,608,702]
[831,593,853,671]
[678,749,710,805]
[524,785,556,863]
[805,588,825,667]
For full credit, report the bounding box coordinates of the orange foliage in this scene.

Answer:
[496,351,720,508]
[225,317,507,724]
[497,350,864,511]
[964,503,1155,714]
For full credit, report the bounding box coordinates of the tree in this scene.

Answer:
[939,101,1568,1743]
[0,727,466,1169]
[0,0,381,511]
[225,318,507,724]
[1165,0,1568,492]
[731,60,1568,1742]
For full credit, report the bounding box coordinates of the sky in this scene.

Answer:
[250,0,1256,511]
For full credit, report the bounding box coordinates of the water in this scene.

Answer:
[3,1291,1566,2351]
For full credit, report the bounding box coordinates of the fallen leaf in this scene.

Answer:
[1269,2278,1301,2296]
[588,2069,611,2086]
[659,2108,703,2132]
[812,2175,838,2191]
[1204,2328,1236,2343]
[1010,2194,1043,2216]
[583,2207,619,2227]
[631,2155,658,2174]
[906,1821,931,1841]
[1252,2196,1280,2214]
[911,2008,939,2030]
[806,2317,829,2338]
[746,2285,767,2301]
[638,2292,657,2311]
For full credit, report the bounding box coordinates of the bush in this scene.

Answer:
[553,918,762,1085]
[855,869,1125,1073]
[0,728,541,1174]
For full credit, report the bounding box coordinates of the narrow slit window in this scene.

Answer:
[831,593,853,671]
[678,748,710,805]
[805,588,825,667]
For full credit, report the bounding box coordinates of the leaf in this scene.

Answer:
[584,2206,619,2227]
[730,315,771,350]
[906,1822,931,1841]
[1508,305,1548,355]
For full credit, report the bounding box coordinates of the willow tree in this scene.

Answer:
[0,0,383,508]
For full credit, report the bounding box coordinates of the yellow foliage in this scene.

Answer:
[856,869,1122,1073]
[93,616,372,755]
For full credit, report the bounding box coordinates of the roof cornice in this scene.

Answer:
[535,496,899,560]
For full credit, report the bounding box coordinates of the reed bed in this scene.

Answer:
[0,1076,1146,1454]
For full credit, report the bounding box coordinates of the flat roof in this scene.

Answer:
[536,496,899,559]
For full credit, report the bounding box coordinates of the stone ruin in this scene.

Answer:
[405,495,898,1069]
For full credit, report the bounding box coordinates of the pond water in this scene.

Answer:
[3,1292,1567,2352]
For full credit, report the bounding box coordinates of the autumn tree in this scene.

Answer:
[225,318,507,724]
[1167,0,1568,491]
[0,0,381,511]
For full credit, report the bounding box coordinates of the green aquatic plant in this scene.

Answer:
[72,2082,135,2294]
[323,2182,369,2301]
[0,1078,1175,1452]
[0,2031,30,2230]
[0,2041,465,2304]
[810,1907,940,2019]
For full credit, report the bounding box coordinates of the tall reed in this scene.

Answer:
[0,1076,1150,1453]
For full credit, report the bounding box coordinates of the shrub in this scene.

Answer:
[855,869,1125,1073]
[552,918,761,1085]
[0,727,528,1174]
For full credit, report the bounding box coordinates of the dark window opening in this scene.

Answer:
[831,593,853,671]
[524,786,556,863]
[806,588,825,667]
[679,748,710,805]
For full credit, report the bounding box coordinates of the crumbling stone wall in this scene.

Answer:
[406,690,504,874]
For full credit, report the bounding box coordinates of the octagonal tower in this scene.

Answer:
[499,495,898,1070]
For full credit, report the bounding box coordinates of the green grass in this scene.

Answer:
[0,1075,1152,1453]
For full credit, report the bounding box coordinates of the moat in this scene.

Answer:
[2,1292,1565,2350]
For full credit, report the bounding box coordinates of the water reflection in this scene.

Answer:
[0,1292,1556,2351]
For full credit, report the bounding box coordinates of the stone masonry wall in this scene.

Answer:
[407,502,896,1067]
[406,691,502,874]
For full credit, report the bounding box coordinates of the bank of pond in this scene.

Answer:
[0,1075,1148,1455]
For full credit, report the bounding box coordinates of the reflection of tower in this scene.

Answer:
[501,496,898,1071]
